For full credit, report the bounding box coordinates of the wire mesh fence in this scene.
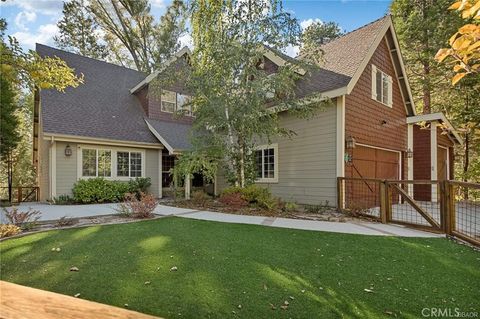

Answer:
[338,178,480,246]
[449,181,480,246]
[338,177,382,220]
[388,181,442,231]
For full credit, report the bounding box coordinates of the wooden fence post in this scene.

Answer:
[380,181,387,224]
[439,181,446,232]
[337,178,344,210]
[385,181,392,222]
[446,181,455,235]
[17,187,22,203]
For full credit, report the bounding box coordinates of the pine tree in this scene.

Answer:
[54,0,108,59]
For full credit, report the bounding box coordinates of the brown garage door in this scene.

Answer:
[346,145,400,209]
[352,145,399,180]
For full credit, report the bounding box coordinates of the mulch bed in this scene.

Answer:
[161,198,359,222]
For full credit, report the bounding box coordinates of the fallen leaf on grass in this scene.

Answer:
[74,293,81,298]
[237,305,242,309]
[263,284,268,291]
[280,305,288,310]
[144,281,151,285]
[363,289,374,293]
[284,300,289,306]
[70,266,79,272]
[170,266,178,271]
[289,296,295,300]
[270,303,276,310]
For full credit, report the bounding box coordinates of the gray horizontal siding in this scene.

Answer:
[53,142,161,199]
[216,104,338,205]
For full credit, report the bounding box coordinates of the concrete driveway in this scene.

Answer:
[1,202,443,238]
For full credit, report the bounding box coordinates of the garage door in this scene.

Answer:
[351,145,399,180]
[345,145,400,209]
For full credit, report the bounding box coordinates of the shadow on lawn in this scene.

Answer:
[0,217,479,318]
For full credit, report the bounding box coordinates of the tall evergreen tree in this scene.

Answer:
[54,0,108,59]
[300,21,344,63]
[391,0,463,114]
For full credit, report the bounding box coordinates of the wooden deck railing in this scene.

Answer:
[0,281,162,319]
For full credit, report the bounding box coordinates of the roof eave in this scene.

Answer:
[130,46,192,94]
[406,112,463,145]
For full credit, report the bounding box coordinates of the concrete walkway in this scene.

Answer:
[2,202,442,238]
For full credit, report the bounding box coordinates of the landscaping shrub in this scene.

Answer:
[241,185,277,210]
[3,207,41,230]
[220,186,244,196]
[53,194,75,205]
[283,201,299,212]
[72,178,132,203]
[128,177,152,199]
[218,192,248,208]
[0,224,21,238]
[191,190,211,206]
[118,192,158,219]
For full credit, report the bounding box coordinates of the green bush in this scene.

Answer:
[72,178,132,204]
[128,177,152,198]
[284,201,299,212]
[220,185,278,210]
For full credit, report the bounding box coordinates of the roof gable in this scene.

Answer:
[36,44,160,144]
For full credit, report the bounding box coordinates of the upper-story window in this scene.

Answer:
[161,90,176,113]
[160,90,193,116]
[371,65,393,108]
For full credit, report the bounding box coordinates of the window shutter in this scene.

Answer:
[371,65,377,100]
[387,75,393,107]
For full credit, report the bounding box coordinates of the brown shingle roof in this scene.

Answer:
[320,15,389,78]
[295,15,390,97]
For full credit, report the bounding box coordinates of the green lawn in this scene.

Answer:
[0,217,478,318]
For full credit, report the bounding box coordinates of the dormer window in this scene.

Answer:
[160,90,193,116]
[161,90,176,113]
[371,65,393,108]
[177,93,192,116]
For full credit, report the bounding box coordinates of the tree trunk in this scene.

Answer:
[238,138,246,188]
[224,106,239,187]
[422,62,431,114]
[7,152,13,203]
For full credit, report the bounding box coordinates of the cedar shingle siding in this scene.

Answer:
[345,36,408,179]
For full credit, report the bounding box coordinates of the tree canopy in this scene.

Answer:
[172,0,325,188]
[89,0,185,72]
[54,0,108,59]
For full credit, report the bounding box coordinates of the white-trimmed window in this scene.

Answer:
[254,144,278,183]
[81,148,112,177]
[371,65,393,107]
[177,93,192,115]
[161,90,176,113]
[79,146,144,179]
[161,90,193,116]
[116,151,143,178]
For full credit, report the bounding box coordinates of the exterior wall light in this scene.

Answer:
[65,144,72,157]
[406,148,413,158]
[345,136,356,149]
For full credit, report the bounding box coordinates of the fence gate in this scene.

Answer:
[338,178,480,246]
